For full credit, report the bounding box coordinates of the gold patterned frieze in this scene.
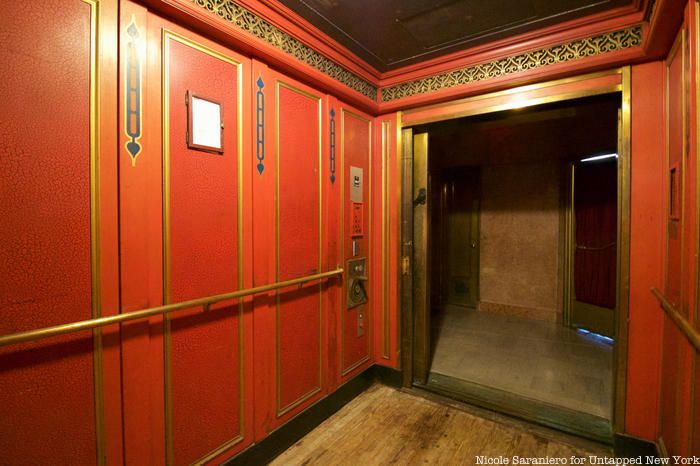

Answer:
[380,26,642,102]
[190,1,643,105]
[192,0,378,101]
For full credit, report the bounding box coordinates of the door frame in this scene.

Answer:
[565,157,620,338]
[398,67,632,434]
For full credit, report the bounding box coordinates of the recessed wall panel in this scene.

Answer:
[0,1,98,463]
[342,110,372,374]
[276,83,322,413]
[165,36,242,465]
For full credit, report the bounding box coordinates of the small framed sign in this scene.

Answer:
[186,90,224,153]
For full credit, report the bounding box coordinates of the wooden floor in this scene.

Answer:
[271,384,612,465]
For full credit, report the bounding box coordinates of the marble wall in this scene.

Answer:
[478,162,564,322]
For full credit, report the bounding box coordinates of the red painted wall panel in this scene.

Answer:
[118,3,167,464]
[0,1,98,463]
[252,63,332,437]
[165,37,244,465]
[658,14,694,456]
[277,83,323,412]
[341,107,373,377]
[372,114,400,368]
[625,61,666,441]
[665,29,685,309]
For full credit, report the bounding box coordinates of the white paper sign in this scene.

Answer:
[191,95,222,151]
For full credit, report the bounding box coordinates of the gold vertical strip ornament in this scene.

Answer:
[162,30,246,465]
[340,109,345,374]
[161,29,174,465]
[563,164,575,327]
[395,112,403,361]
[318,90,323,406]
[690,0,700,452]
[381,120,391,359]
[368,116,373,366]
[613,66,632,434]
[83,0,106,463]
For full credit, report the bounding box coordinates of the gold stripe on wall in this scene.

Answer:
[82,0,106,463]
[381,120,391,360]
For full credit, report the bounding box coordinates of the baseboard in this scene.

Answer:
[226,366,387,465]
[614,433,659,458]
[373,364,402,388]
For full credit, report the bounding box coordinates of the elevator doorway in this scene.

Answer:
[403,89,628,444]
[432,168,480,309]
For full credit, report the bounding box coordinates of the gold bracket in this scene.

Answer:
[402,256,410,275]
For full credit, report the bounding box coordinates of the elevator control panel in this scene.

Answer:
[351,203,364,237]
[346,258,368,310]
[347,166,366,336]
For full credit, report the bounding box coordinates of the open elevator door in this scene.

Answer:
[402,129,430,385]
[567,111,620,339]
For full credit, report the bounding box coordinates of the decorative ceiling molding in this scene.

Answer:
[381,26,643,102]
[191,1,644,105]
[192,0,378,100]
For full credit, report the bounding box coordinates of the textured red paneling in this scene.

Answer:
[277,83,323,410]
[372,114,400,368]
[625,61,665,441]
[0,1,98,463]
[665,28,684,308]
[166,38,242,465]
[658,20,693,456]
[278,85,321,281]
[659,326,693,455]
[342,109,372,374]
[118,3,166,464]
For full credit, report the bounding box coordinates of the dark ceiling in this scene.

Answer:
[278,0,635,71]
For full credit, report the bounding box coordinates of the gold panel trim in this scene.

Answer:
[403,82,622,127]
[381,120,391,360]
[162,29,245,465]
[192,0,377,101]
[381,26,642,102]
[341,355,370,377]
[83,0,105,463]
[274,80,324,417]
[395,112,403,361]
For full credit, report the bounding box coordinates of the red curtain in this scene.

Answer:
[574,160,617,309]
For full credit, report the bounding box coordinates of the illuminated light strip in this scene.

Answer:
[576,327,615,345]
[580,153,618,162]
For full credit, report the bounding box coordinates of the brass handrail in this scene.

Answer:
[651,287,700,353]
[0,268,344,348]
